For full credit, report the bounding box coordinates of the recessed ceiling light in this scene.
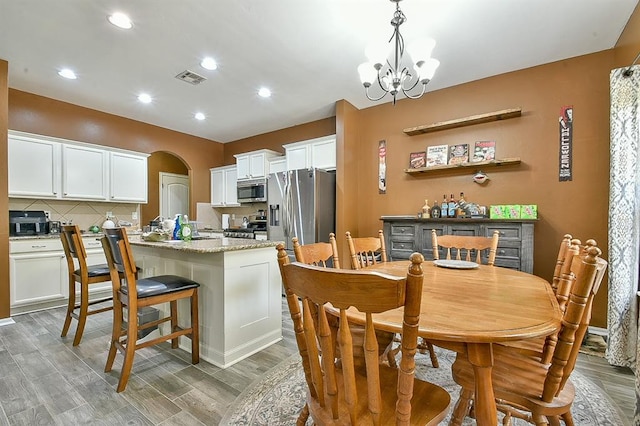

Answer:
[200,57,217,71]
[137,93,152,104]
[58,68,77,79]
[258,87,271,98]
[194,112,206,121]
[108,12,133,29]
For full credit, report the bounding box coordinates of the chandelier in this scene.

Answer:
[357,0,440,104]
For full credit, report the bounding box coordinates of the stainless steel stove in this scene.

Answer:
[223,222,267,239]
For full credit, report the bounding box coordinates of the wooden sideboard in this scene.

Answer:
[381,216,535,273]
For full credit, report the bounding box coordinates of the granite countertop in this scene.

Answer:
[128,235,282,254]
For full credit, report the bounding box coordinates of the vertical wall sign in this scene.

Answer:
[378,140,386,194]
[559,105,573,181]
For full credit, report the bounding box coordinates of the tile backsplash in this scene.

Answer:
[9,198,141,232]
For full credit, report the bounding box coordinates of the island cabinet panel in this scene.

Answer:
[131,241,282,368]
[382,217,535,273]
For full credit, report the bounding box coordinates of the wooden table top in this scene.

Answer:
[343,261,562,344]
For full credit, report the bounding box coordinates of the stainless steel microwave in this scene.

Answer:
[237,178,267,203]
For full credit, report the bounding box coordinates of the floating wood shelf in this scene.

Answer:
[403,108,522,136]
[404,157,521,175]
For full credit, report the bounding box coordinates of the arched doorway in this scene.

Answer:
[142,151,189,226]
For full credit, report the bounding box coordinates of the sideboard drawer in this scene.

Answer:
[389,224,416,237]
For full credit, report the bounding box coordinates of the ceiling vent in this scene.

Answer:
[175,70,207,85]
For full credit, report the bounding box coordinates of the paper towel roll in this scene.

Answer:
[222,214,230,229]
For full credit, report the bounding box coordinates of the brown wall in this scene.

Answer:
[0,61,8,319]
[222,118,336,165]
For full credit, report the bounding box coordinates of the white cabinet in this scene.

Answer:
[268,156,287,174]
[8,130,148,203]
[8,134,61,198]
[210,165,240,207]
[110,152,148,202]
[62,144,108,200]
[283,135,336,171]
[234,149,281,180]
[9,239,66,312]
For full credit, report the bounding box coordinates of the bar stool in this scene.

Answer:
[60,225,114,346]
[101,227,200,392]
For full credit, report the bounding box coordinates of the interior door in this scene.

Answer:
[160,172,189,219]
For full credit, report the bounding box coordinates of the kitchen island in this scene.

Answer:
[129,236,283,368]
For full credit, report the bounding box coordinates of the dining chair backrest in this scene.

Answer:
[346,230,387,269]
[276,245,450,425]
[292,233,340,268]
[542,245,602,401]
[431,229,500,265]
[551,234,572,293]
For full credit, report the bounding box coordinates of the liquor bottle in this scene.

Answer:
[431,200,441,218]
[458,192,467,217]
[181,215,192,241]
[422,199,430,218]
[441,194,449,218]
[448,193,457,218]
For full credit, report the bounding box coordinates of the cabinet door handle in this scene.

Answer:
[499,249,506,255]
[31,245,47,248]
[400,229,405,233]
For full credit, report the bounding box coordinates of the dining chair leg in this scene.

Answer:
[450,388,473,426]
[104,299,123,373]
[116,311,138,392]
[60,276,75,338]
[296,403,310,426]
[190,290,200,364]
[547,415,561,426]
[72,282,90,346]
[424,341,439,368]
[532,414,549,426]
[170,300,179,349]
[561,412,574,426]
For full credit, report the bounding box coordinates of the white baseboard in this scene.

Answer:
[0,317,16,327]
[588,326,607,337]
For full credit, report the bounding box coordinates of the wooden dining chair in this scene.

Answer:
[277,245,450,425]
[345,230,387,269]
[431,229,500,265]
[347,230,439,368]
[292,233,340,268]
[60,224,114,346]
[101,227,200,392]
[449,244,604,426]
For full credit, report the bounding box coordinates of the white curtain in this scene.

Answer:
[608,65,640,423]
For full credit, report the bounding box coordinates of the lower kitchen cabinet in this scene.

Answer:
[9,236,112,314]
[382,216,535,273]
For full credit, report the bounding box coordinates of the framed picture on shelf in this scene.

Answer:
[426,144,448,167]
[409,151,426,168]
[448,143,469,165]
[472,141,496,162]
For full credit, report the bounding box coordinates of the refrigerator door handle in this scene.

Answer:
[281,172,292,242]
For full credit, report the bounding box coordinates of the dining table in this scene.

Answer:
[340,259,562,426]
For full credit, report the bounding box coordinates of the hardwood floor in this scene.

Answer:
[0,298,634,425]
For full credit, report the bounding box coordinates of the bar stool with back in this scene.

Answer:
[101,227,200,392]
[60,224,114,346]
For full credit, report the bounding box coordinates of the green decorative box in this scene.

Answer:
[505,205,521,219]
[489,205,507,219]
[520,204,538,219]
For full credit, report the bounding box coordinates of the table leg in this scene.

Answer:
[466,343,496,426]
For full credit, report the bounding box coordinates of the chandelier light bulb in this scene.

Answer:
[358,63,377,86]
[417,58,440,82]
[407,38,436,65]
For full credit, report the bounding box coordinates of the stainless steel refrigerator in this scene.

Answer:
[267,168,336,252]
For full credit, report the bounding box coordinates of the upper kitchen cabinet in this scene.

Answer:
[61,144,108,200]
[110,152,148,202]
[268,156,287,175]
[210,165,240,207]
[8,130,149,203]
[8,133,61,199]
[234,149,281,181]
[283,135,336,171]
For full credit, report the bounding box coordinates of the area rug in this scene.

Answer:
[579,333,607,358]
[221,347,625,425]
